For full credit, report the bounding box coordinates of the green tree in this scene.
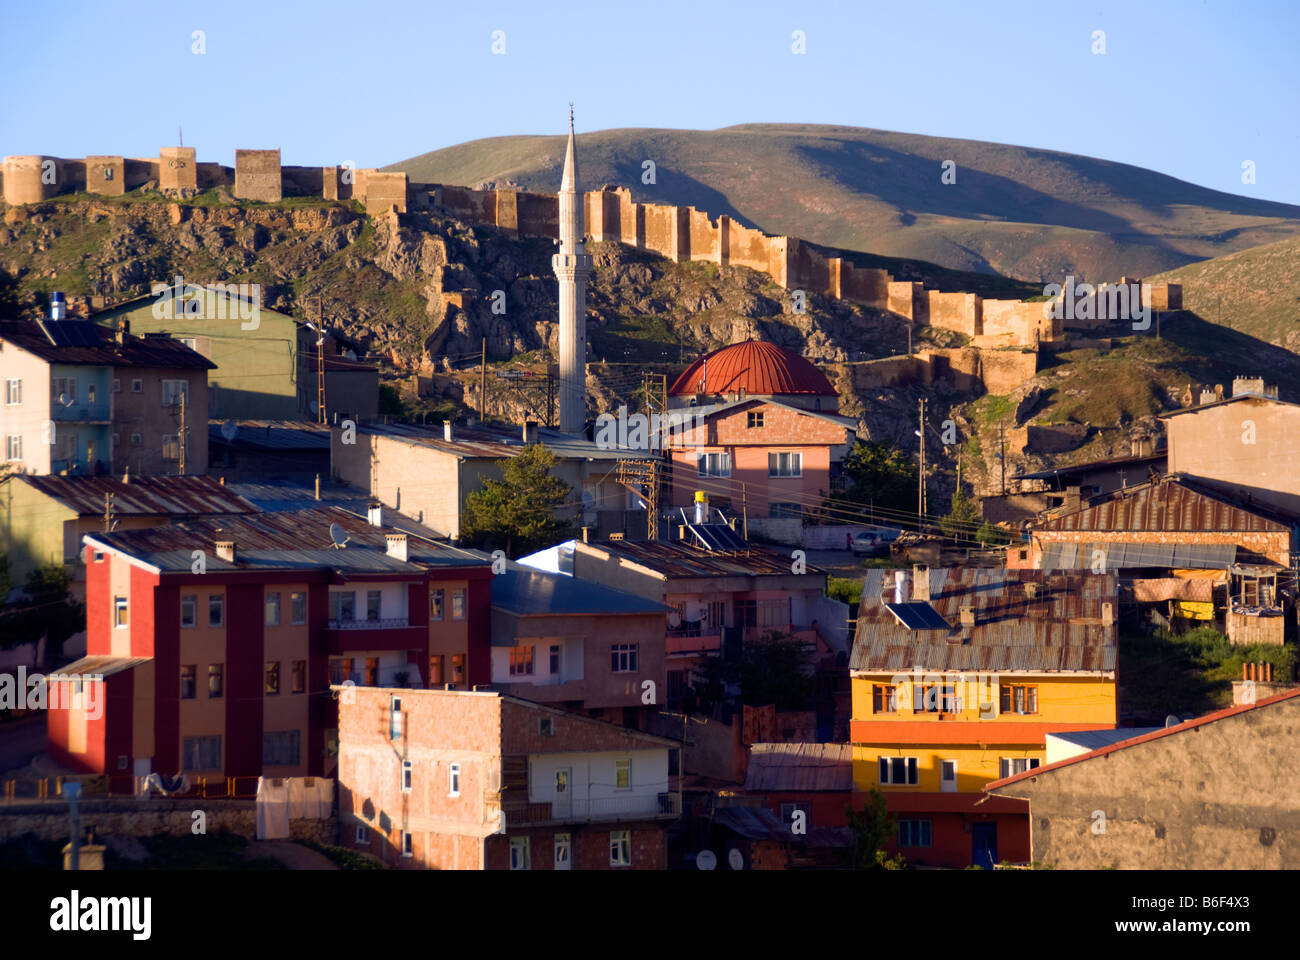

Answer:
[940,485,980,540]
[976,521,1011,547]
[846,788,903,869]
[459,443,578,556]
[838,441,917,516]
[740,630,815,710]
[1,564,84,658]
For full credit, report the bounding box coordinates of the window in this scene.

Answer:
[614,758,631,790]
[87,384,96,404]
[430,589,444,620]
[611,644,638,673]
[114,596,128,628]
[162,435,180,462]
[999,757,1041,778]
[180,595,196,628]
[401,760,412,792]
[366,590,381,621]
[780,802,811,827]
[329,591,355,622]
[401,832,413,858]
[365,658,378,685]
[735,598,790,630]
[898,819,932,847]
[262,730,300,766]
[291,660,306,694]
[746,411,763,428]
[509,836,529,870]
[509,646,535,676]
[452,589,466,619]
[768,452,802,477]
[390,696,403,739]
[707,601,726,629]
[180,337,197,351]
[770,502,802,519]
[355,824,370,845]
[5,435,21,462]
[913,683,960,714]
[208,594,224,628]
[609,830,631,867]
[873,684,897,714]
[131,378,143,393]
[538,716,554,737]
[112,378,121,393]
[265,591,281,626]
[448,762,461,797]
[290,592,306,625]
[182,735,221,771]
[264,661,280,696]
[1000,684,1038,716]
[878,756,919,785]
[329,657,356,685]
[129,433,142,447]
[208,664,223,699]
[4,379,20,405]
[697,452,731,477]
[180,665,196,700]
[451,655,464,684]
[428,655,443,685]
[52,376,77,403]
[549,644,560,675]
[554,834,571,870]
[161,379,188,407]
[92,550,104,563]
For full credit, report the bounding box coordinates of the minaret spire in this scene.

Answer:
[553,107,591,434]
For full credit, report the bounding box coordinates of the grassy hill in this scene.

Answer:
[388,124,1300,285]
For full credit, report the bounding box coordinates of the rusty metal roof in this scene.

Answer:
[1035,476,1292,533]
[586,539,823,579]
[851,567,1117,674]
[14,474,259,517]
[84,506,489,575]
[745,743,854,792]
[361,421,645,462]
[0,319,215,370]
[208,420,331,451]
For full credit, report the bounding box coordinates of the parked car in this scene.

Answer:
[851,534,888,557]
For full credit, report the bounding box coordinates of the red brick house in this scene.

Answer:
[336,686,682,869]
[46,507,492,782]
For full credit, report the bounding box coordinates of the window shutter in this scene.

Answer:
[907,757,918,784]
[1027,686,1038,714]
[878,757,888,784]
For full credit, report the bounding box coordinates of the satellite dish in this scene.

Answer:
[581,490,595,509]
[695,850,717,871]
[728,849,744,870]
[220,420,238,441]
[1164,714,1181,728]
[329,523,350,549]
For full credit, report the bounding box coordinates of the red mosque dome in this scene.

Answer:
[668,340,836,398]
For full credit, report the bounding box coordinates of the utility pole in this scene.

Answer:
[103,492,115,533]
[480,338,487,423]
[999,422,1006,496]
[917,398,926,530]
[178,389,186,475]
[741,482,749,540]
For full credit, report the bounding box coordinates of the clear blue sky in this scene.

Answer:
[3,0,1297,203]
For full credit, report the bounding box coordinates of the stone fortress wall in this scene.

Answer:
[3,148,1180,349]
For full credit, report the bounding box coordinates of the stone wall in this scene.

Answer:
[85,156,125,197]
[234,149,282,203]
[158,147,197,193]
[0,797,336,846]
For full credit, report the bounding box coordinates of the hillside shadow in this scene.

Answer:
[1155,311,1300,398]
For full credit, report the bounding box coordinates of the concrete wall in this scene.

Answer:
[990,694,1300,868]
[234,149,282,203]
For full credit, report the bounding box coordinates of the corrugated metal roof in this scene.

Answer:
[15,474,258,517]
[1035,476,1293,533]
[669,340,837,397]
[587,539,823,579]
[208,420,332,451]
[50,655,151,679]
[744,743,854,792]
[1048,727,1163,751]
[0,320,215,370]
[851,568,1117,674]
[490,568,669,621]
[362,421,646,462]
[1040,541,1238,571]
[84,506,488,574]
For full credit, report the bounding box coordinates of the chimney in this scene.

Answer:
[443,420,453,442]
[314,473,321,500]
[50,292,66,321]
[693,491,708,524]
[367,501,383,527]
[523,421,538,443]
[115,318,130,346]
[121,466,130,485]
[893,570,906,604]
[385,533,408,562]
[1102,601,1114,626]
[912,564,930,602]
[215,541,236,563]
[959,604,975,627]
[581,526,590,543]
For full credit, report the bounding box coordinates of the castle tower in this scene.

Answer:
[552,109,591,435]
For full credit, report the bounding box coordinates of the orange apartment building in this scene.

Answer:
[336,685,681,869]
[45,507,492,783]
[664,340,856,518]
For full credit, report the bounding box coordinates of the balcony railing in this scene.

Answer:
[500,791,681,826]
[50,403,110,423]
[327,617,410,631]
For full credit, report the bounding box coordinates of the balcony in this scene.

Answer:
[50,402,110,424]
[324,616,423,653]
[666,632,722,657]
[327,617,410,631]
[499,791,682,827]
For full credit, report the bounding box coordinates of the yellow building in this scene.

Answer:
[850,566,1118,867]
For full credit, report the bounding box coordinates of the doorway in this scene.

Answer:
[971,821,998,869]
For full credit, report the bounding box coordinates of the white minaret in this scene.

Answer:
[553,107,591,435]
